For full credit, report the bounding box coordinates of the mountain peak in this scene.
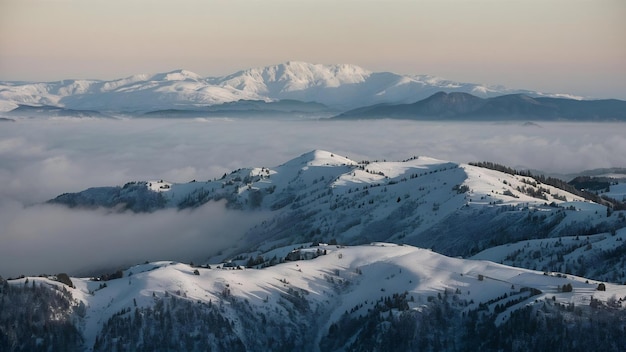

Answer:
[213,62,371,96]
[283,150,357,167]
[268,61,371,77]
[150,69,203,82]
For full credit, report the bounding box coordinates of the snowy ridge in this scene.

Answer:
[0,62,579,113]
[48,149,624,264]
[280,150,357,167]
[8,242,626,351]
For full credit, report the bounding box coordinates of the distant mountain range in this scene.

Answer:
[5,104,108,118]
[1,61,598,117]
[335,92,626,121]
[141,99,335,118]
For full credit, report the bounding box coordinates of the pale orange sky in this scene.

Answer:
[0,0,624,98]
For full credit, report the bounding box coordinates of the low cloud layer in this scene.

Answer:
[0,199,268,278]
[1,118,625,277]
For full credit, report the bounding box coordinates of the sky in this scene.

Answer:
[1,118,626,277]
[0,0,625,99]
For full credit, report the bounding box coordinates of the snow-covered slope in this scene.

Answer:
[6,242,626,351]
[0,62,578,113]
[49,150,625,269]
[0,70,260,113]
[472,226,626,283]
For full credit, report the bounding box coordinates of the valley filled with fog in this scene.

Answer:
[1,118,625,277]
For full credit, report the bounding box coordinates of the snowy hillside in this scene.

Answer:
[49,150,626,273]
[472,226,626,283]
[4,242,626,351]
[0,62,577,114]
[6,150,626,351]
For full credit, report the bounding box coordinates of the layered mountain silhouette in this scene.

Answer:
[6,104,107,118]
[141,99,334,118]
[335,92,626,121]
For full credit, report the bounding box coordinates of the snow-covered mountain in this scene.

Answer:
[4,241,626,351]
[49,150,626,271]
[0,62,580,114]
[6,149,626,351]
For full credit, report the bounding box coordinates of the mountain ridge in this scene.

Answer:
[0,62,585,114]
[4,240,626,351]
[48,149,626,269]
[335,91,626,121]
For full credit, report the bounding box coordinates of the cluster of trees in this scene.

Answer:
[177,188,212,209]
[96,282,321,352]
[569,176,613,192]
[0,278,83,351]
[559,283,573,292]
[470,161,626,210]
[500,236,626,284]
[94,297,245,352]
[91,269,124,282]
[49,183,167,212]
[516,185,551,200]
[322,288,626,351]
[452,184,470,194]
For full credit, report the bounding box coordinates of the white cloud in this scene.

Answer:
[0,200,268,278]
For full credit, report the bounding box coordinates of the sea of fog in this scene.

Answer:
[1,118,625,277]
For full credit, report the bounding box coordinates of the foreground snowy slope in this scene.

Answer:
[0,62,576,113]
[4,243,626,351]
